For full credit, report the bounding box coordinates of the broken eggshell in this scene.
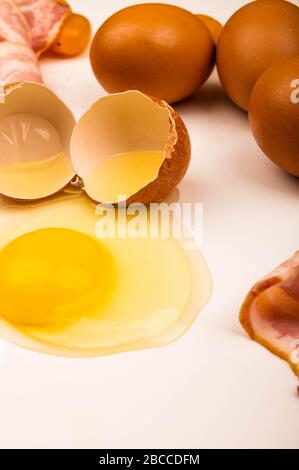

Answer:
[0,85,190,205]
[0,82,76,200]
[71,90,191,205]
[240,252,299,377]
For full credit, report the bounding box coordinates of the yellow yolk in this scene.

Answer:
[0,228,115,327]
[0,113,74,199]
[83,150,165,202]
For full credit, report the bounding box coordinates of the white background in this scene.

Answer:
[0,0,299,449]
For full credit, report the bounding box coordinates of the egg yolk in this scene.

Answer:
[0,228,115,327]
[51,13,91,57]
[84,150,165,203]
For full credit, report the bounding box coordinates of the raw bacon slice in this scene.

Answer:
[240,252,299,377]
[15,0,71,56]
[0,0,42,84]
[0,0,31,46]
[0,41,43,84]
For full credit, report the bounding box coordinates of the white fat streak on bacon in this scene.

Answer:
[0,42,43,84]
[0,0,31,45]
[241,252,299,377]
[15,0,70,56]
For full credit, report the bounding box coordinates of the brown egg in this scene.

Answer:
[90,3,215,104]
[249,56,299,177]
[196,14,222,43]
[217,0,299,110]
[51,13,91,57]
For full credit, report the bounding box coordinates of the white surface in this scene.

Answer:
[0,0,299,449]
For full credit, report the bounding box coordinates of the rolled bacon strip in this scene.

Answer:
[15,0,71,56]
[240,252,299,377]
[0,0,31,45]
[0,0,43,84]
[0,41,43,83]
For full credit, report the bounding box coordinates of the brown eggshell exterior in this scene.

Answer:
[196,14,222,44]
[50,13,91,56]
[249,56,299,177]
[216,0,299,110]
[90,3,215,104]
[127,99,191,205]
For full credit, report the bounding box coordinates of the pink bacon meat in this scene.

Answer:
[15,0,71,56]
[0,0,43,84]
[0,41,43,83]
[0,0,31,45]
[240,252,299,377]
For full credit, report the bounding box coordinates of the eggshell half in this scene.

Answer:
[70,90,191,205]
[0,82,76,200]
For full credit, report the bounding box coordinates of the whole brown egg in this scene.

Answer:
[217,0,299,110]
[90,3,215,104]
[249,56,299,177]
[196,14,222,44]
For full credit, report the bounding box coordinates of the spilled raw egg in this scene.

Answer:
[0,192,212,357]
